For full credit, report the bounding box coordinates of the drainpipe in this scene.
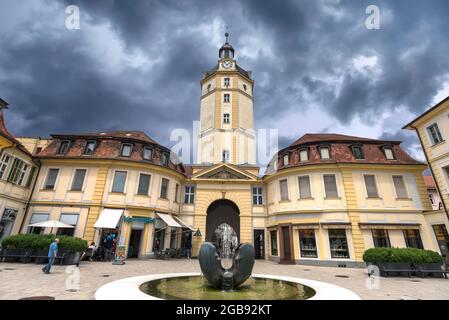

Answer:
[411,124,449,221]
[18,161,41,233]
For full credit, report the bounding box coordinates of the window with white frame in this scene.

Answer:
[222,150,230,162]
[323,174,338,198]
[224,78,230,87]
[283,154,289,166]
[224,94,230,103]
[252,186,263,205]
[223,113,230,124]
[280,179,289,201]
[0,154,11,180]
[298,176,312,199]
[160,178,169,199]
[137,173,151,196]
[319,146,331,159]
[383,146,395,160]
[364,174,379,198]
[57,214,79,237]
[162,152,169,166]
[392,175,408,199]
[58,140,71,154]
[143,147,153,160]
[44,168,59,190]
[28,213,49,234]
[111,170,127,193]
[427,123,444,145]
[299,149,309,162]
[84,141,97,155]
[184,185,195,204]
[121,144,132,157]
[71,169,86,191]
[8,158,28,185]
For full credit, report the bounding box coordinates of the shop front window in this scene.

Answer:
[403,229,424,249]
[329,229,349,259]
[270,230,278,256]
[298,229,318,258]
[372,229,391,248]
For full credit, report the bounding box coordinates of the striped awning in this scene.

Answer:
[358,222,421,230]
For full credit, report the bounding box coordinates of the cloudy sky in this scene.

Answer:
[1,0,448,165]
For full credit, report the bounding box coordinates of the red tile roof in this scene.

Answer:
[269,133,422,172]
[38,131,185,175]
[289,133,400,147]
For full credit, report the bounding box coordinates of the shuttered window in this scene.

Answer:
[393,175,408,199]
[298,176,312,199]
[323,174,338,198]
[364,175,379,198]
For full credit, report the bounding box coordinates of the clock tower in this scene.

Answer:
[197,33,256,165]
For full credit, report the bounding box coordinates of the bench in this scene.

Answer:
[378,263,413,277]
[413,263,448,279]
[32,249,67,265]
[0,248,34,263]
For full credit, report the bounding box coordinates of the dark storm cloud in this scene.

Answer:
[1,0,449,161]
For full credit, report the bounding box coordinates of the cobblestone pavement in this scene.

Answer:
[0,259,448,300]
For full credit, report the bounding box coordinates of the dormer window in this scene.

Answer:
[319,146,331,160]
[58,140,71,155]
[351,145,364,160]
[121,144,132,157]
[143,147,153,160]
[84,141,97,155]
[162,152,169,166]
[299,148,309,162]
[224,78,230,87]
[283,154,289,166]
[382,146,395,160]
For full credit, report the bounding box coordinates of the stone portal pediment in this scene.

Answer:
[193,164,257,181]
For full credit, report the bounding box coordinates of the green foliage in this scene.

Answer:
[1,234,87,252]
[363,247,443,264]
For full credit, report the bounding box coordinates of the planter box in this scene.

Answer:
[413,263,447,278]
[63,251,82,265]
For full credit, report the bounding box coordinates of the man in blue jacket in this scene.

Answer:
[42,238,59,274]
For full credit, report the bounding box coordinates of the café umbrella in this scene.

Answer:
[28,219,75,235]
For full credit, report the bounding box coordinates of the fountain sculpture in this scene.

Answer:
[198,242,255,290]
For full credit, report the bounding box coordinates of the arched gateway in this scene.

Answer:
[206,199,240,250]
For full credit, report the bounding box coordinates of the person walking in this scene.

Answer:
[42,238,59,274]
[103,233,114,261]
[185,234,192,259]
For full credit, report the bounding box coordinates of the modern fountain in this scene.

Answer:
[198,242,255,291]
[95,240,361,300]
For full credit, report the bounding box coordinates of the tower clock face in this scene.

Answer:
[221,60,233,69]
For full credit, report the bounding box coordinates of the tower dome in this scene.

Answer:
[219,32,235,59]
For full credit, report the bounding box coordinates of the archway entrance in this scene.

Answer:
[206,199,240,257]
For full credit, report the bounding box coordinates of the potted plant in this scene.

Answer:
[410,249,445,278]
[58,236,87,265]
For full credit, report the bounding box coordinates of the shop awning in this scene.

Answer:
[156,212,182,228]
[358,222,421,230]
[320,222,352,229]
[174,216,195,231]
[94,208,124,229]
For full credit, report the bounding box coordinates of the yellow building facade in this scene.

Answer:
[2,35,446,267]
[404,96,449,264]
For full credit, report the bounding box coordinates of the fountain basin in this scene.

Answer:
[95,272,361,300]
